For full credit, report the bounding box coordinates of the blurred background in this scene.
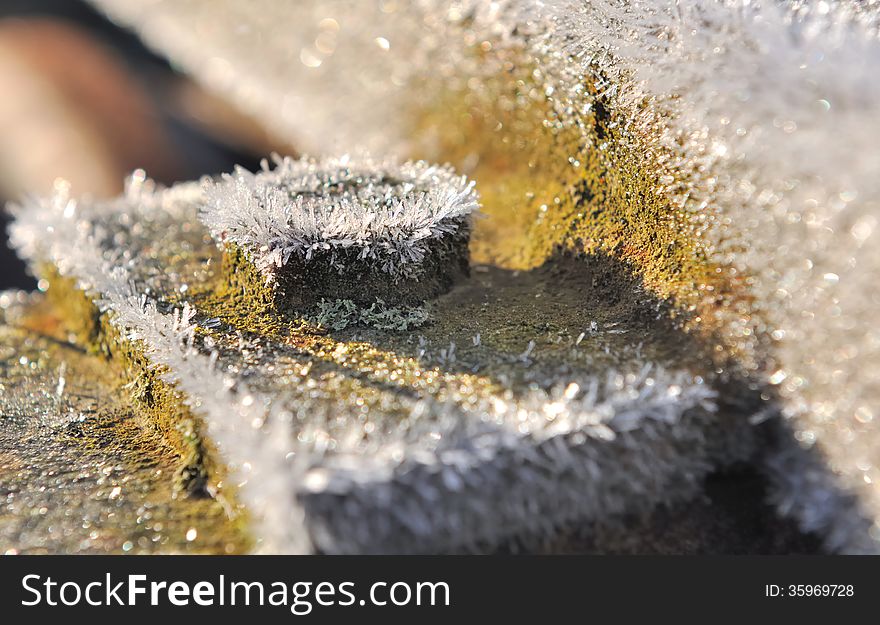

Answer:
[0,0,288,289]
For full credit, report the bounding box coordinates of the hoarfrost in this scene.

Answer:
[8,179,739,553]
[85,0,880,553]
[201,154,479,281]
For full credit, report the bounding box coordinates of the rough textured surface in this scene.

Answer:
[0,291,248,554]
[10,178,764,554]
[86,0,880,553]
[0,291,815,554]
[510,467,821,555]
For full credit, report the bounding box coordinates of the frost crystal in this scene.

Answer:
[87,0,880,553]
[9,177,746,554]
[201,154,478,281]
[309,298,430,332]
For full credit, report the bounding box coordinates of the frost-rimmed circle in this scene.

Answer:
[201,154,479,279]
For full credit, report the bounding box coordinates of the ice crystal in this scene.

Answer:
[201,154,478,280]
[550,0,880,553]
[87,0,880,553]
[310,298,430,332]
[9,177,747,553]
[9,180,309,553]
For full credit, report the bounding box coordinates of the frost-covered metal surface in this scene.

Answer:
[9,180,752,553]
[202,155,477,279]
[87,0,880,553]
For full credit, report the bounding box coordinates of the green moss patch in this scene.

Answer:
[408,48,746,360]
[41,267,228,501]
